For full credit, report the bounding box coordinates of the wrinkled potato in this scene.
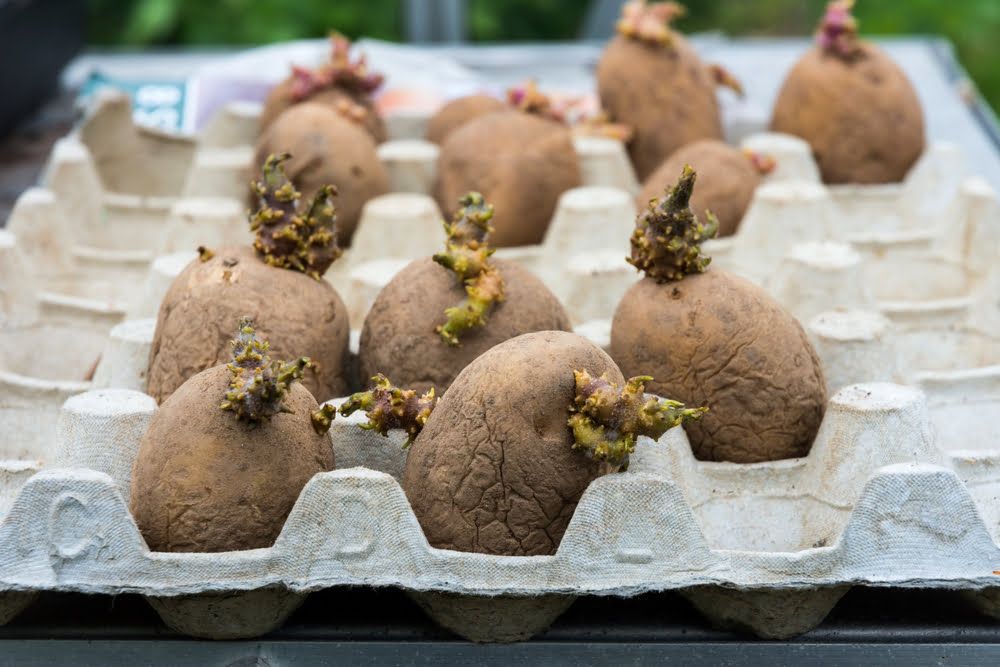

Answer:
[611,270,826,463]
[402,331,623,556]
[639,140,762,238]
[131,363,334,552]
[147,245,351,404]
[771,44,924,184]
[426,94,506,144]
[359,257,571,395]
[434,110,581,247]
[254,102,389,245]
[597,34,723,181]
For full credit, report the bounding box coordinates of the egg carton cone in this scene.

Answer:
[0,226,126,471]
[0,377,998,641]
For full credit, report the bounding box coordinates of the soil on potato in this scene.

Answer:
[130,364,335,552]
[425,94,507,144]
[402,330,623,556]
[260,77,387,144]
[610,271,826,463]
[770,44,925,184]
[434,110,582,247]
[147,246,351,405]
[358,257,571,395]
[254,102,389,246]
[638,139,761,238]
[597,34,723,181]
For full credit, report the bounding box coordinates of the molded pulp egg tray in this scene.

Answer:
[0,90,1000,642]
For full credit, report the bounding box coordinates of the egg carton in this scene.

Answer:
[0,374,998,642]
[1,271,997,642]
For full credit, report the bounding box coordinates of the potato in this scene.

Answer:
[638,140,762,238]
[147,245,351,404]
[426,94,506,144]
[613,164,826,462]
[254,103,389,246]
[597,33,723,181]
[259,34,386,143]
[770,44,924,184]
[611,270,826,463]
[401,331,623,556]
[131,363,334,552]
[260,80,386,144]
[359,257,571,395]
[434,110,581,247]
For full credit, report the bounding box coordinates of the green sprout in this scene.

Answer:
[339,374,437,447]
[628,165,719,283]
[568,369,707,467]
[432,192,506,346]
[249,153,343,280]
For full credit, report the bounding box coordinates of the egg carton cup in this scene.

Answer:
[0,377,997,641]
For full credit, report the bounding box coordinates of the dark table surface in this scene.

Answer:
[1,586,999,665]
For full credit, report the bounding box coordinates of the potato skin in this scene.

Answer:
[597,34,723,182]
[130,364,334,552]
[770,44,925,184]
[359,257,571,395]
[426,94,507,144]
[639,140,761,238]
[147,246,351,405]
[434,110,582,247]
[254,102,390,245]
[402,331,623,556]
[610,271,826,463]
[260,76,387,143]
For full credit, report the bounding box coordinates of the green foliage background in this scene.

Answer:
[87,0,1000,113]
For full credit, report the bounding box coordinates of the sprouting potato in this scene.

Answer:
[434,90,582,248]
[148,154,351,404]
[611,166,827,463]
[254,102,389,246]
[260,33,386,143]
[359,192,571,395]
[770,0,925,184]
[132,318,336,552]
[596,1,725,181]
[638,139,772,238]
[426,94,506,145]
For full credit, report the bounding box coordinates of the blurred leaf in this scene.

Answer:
[122,0,179,43]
